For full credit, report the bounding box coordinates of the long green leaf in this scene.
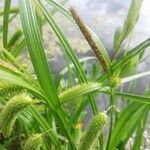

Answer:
[107,102,147,149]
[45,0,71,20]
[121,70,150,84]
[35,0,99,116]
[19,0,76,149]
[132,107,149,150]
[19,0,59,107]
[3,0,11,48]
[0,69,41,96]
[117,106,149,149]
[60,57,96,75]
[99,38,150,82]
[115,92,150,104]
[29,107,61,149]
[35,1,86,82]
[113,0,143,53]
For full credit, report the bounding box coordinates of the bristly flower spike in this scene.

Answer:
[78,112,107,150]
[24,133,43,150]
[70,7,109,72]
[0,93,33,137]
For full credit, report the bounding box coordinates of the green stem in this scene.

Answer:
[3,0,11,48]
[106,87,115,150]
[29,106,61,150]
[99,133,104,150]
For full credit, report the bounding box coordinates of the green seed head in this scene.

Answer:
[0,59,19,74]
[79,112,107,150]
[59,81,101,103]
[0,93,33,137]
[24,134,43,150]
[0,81,23,98]
[109,76,121,88]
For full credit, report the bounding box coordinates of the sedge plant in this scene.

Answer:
[0,0,150,149]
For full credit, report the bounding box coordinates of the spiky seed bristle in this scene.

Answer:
[0,59,19,73]
[70,7,109,72]
[79,112,107,150]
[59,81,101,102]
[24,134,43,150]
[0,81,23,98]
[0,93,33,137]
[109,76,121,87]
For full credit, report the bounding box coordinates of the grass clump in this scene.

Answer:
[0,0,150,149]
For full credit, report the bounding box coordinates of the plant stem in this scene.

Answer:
[106,87,115,150]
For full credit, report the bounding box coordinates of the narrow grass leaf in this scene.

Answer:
[60,57,96,75]
[35,0,86,82]
[121,70,150,84]
[114,92,150,104]
[113,0,143,52]
[0,69,42,96]
[45,0,71,20]
[29,107,61,149]
[107,102,147,149]
[35,0,99,115]
[2,0,11,48]
[132,107,149,150]
[99,38,150,82]
[116,106,149,149]
[19,1,76,148]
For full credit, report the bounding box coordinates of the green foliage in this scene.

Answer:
[0,81,23,98]
[59,82,101,103]
[24,134,43,150]
[8,30,23,48]
[0,93,33,137]
[2,0,11,48]
[113,0,143,56]
[0,0,149,149]
[0,59,19,73]
[79,112,107,150]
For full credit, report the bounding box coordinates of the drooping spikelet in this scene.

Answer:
[79,112,107,150]
[70,7,109,72]
[0,93,33,137]
[0,81,23,98]
[24,134,43,150]
[59,81,101,103]
[0,59,19,73]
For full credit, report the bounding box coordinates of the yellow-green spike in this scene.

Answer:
[0,93,33,137]
[24,134,43,150]
[59,81,101,103]
[0,81,23,97]
[79,112,107,150]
